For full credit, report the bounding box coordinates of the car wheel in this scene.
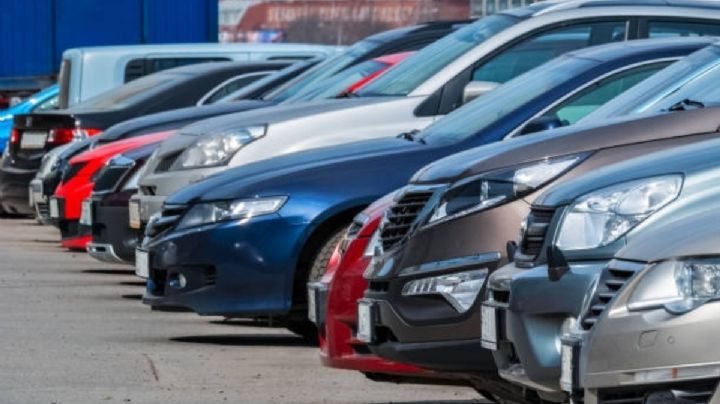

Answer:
[307,226,347,283]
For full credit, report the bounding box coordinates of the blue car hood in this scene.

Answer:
[166,137,425,204]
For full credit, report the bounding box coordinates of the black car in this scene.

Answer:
[1,61,291,215]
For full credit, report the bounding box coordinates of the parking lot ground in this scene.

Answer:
[0,218,484,404]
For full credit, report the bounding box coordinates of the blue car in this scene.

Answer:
[0,85,58,153]
[139,37,710,338]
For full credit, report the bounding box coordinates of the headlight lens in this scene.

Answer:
[363,229,381,257]
[176,196,287,230]
[171,126,266,169]
[627,258,720,314]
[556,175,682,251]
[428,153,586,224]
[401,269,488,312]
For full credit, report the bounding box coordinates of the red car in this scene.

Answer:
[313,193,454,383]
[50,131,174,250]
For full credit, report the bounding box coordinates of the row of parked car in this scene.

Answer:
[3,0,720,402]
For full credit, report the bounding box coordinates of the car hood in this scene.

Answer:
[70,131,175,165]
[410,108,720,185]
[614,199,720,263]
[96,100,272,143]
[166,136,425,205]
[178,96,404,136]
[535,135,720,207]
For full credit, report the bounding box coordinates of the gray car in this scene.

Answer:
[483,135,720,401]
[131,0,720,228]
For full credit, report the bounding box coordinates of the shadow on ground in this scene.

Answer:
[171,334,314,347]
[82,268,136,275]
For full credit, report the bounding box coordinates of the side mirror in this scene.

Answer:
[462,81,499,104]
[519,115,566,136]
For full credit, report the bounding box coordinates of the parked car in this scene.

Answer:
[360,106,720,380]
[57,43,335,108]
[483,135,720,401]
[135,36,702,346]
[86,144,163,264]
[1,61,289,215]
[132,0,720,229]
[50,131,175,250]
[0,85,58,154]
[579,204,720,403]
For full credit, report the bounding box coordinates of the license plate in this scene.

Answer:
[481,304,499,350]
[79,200,92,226]
[129,200,141,229]
[135,249,149,278]
[20,131,47,149]
[560,340,580,392]
[357,300,374,343]
[49,198,59,219]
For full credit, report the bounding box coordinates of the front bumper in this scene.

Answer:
[485,261,607,396]
[0,163,36,215]
[87,195,136,263]
[142,214,306,316]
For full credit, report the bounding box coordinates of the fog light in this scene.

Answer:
[401,269,487,312]
[168,273,187,289]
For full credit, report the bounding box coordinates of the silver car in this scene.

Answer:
[131,0,720,228]
[483,135,720,401]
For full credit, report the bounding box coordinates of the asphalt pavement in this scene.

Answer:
[0,218,483,404]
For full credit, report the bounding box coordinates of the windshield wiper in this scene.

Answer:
[398,129,426,144]
[667,98,705,112]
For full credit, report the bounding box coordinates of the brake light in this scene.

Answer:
[47,128,102,145]
[9,127,19,144]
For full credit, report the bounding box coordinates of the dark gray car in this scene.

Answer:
[484,135,720,401]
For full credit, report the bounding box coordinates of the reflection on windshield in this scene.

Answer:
[217,59,319,103]
[418,56,596,145]
[285,60,387,102]
[265,39,378,102]
[580,46,720,122]
[356,14,518,97]
[72,73,179,111]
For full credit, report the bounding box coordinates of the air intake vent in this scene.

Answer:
[580,260,643,329]
[379,189,435,250]
[598,379,719,404]
[514,207,555,267]
[154,151,182,173]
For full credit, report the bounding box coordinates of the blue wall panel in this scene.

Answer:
[143,0,218,43]
[0,0,54,76]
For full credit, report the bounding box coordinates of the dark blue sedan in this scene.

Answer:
[139,37,712,338]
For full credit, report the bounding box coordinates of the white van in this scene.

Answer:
[58,43,339,108]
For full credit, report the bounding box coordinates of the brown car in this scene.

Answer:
[359,107,720,388]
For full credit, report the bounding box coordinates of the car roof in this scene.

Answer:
[562,36,718,62]
[535,0,720,15]
[63,43,338,56]
[156,60,289,76]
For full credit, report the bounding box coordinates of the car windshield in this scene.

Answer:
[355,14,518,97]
[282,60,388,102]
[216,58,320,103]
[262,40,379,102]
[71,72,180,111]
[580,45,720,122]
[418,56,597,145]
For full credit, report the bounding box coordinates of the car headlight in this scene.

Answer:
[363,229,381,257]
[176,196,287,230]
[171,126,266,170]
[428,153,587,225]
[556,175,682,251]
[401,269,488,312]
[627,258,720,314]
[122,161,148,191]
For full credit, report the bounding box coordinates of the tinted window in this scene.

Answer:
[648,21,720,38]
[418,55,597,145]
[124,57,229,82]
[473,21,627,84]
[356,14,518,97]
[73,73,180,111]
[201,73,269,105]
[31,95,59,112]
[545,62,670,125]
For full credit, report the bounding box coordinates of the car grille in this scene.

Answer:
[154,151,182,173]
[338,215,366,256]
[145,204,187,238]
[514,206,556,267]
[598,379,719,404]
[580,260,644,330]
[93,165,132,193]
[379,189,435,250]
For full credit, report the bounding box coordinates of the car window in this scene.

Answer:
[31,95,59,112]
[355,14,519,97]
[472,21,627,84]
[284,60,388,102]
[544,61,671,125]
[648,20,720,38]
[124,57,230,82]
[201,73,270,105]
